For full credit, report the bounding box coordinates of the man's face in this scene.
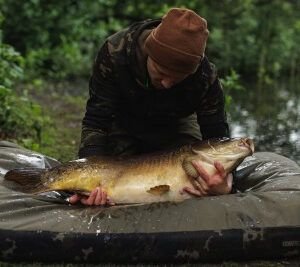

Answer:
[147,57,189,90]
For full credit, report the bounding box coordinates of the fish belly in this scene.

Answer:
[106,165,192,204]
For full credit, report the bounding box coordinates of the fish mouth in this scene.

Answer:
[239,138,255,154]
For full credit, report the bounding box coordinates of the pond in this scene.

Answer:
[228,79,300,164]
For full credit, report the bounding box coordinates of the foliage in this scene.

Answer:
[220,69,244,107]
[1,0,299,81]
[0,86,50,150]
[0,9,24,88]
[0,44,24,88]
[0,11,51,151]
[1,0,126,80]
[1,0,300,159]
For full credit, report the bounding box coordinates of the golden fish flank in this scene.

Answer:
[4,138,254,204]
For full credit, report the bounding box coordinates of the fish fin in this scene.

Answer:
[147,185,170,195]
[183,152,215,178]
[4,168,48,194]
[182,158,198,178]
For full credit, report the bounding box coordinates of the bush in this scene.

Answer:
[0,11,51,151]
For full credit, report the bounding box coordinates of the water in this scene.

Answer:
[228,79,300,164]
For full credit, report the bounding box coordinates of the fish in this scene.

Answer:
[4,138,254,204]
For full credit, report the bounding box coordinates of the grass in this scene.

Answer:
[26,79,88,162]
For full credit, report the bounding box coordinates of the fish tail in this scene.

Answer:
[4,168,48,194]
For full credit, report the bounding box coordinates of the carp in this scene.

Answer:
[4,138,254,204]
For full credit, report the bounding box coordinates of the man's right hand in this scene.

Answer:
[68,187,115,206]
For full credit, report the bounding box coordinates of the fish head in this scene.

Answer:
[188,137,254,176]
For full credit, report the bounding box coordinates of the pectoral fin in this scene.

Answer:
[147,185,170,195]
[183,153,215,178]
[182,158,198,178]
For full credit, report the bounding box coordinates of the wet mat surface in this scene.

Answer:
[0,142,300,263]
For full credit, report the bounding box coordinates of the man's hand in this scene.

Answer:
[68,187,115,206]
[182,160,233,197]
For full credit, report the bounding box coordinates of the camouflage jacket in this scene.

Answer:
[79,19,229,157]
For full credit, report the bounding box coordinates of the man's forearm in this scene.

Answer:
[200,122,230,140]
[78,128,107,158]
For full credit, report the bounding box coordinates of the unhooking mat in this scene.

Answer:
[0,140,299,264]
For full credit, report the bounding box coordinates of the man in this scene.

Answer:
[70,8,232,206]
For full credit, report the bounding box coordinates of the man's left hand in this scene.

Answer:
[182,160,233,196]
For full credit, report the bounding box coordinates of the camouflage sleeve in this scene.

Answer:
[79,41,120,158]
[196,61,230,139]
